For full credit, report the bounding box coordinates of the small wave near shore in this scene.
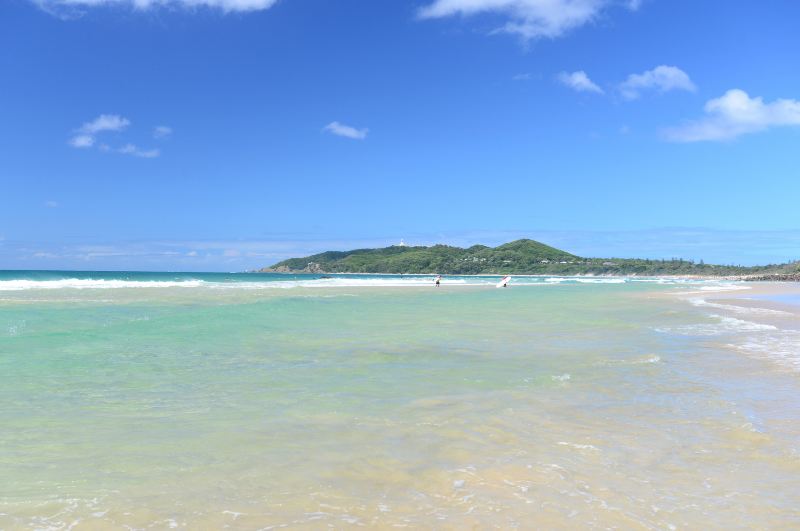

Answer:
[660,283,800,372]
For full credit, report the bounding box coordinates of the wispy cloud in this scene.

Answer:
[68,114,163,158]
[78,114,130,135]
[69,114,130,147]
[33,0,278,18]
[557,70,604,94]
[153,125,173,139]
[323,121,368,140]
[418,0,640,42]
[44,200,59,208]
[663,89,800,142]
[512,72,533,81]
[69,135,95,148]
[119,143,160,158]
[619,65,695,100]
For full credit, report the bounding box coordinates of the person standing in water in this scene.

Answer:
[434,275,441,287]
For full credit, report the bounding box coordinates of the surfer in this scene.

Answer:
[498,275,511,288]
[434,275,441,287]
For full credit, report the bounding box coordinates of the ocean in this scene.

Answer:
[1,272,799,528]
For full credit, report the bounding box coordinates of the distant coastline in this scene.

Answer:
[256,271,800,282]
[257,239,800,279]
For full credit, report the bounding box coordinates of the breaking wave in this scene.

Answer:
[0,274,746,291]
[0,279,207,290]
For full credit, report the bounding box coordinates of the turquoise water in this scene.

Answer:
[1,273,799,528]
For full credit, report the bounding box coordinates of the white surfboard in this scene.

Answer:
[496,275,511,288]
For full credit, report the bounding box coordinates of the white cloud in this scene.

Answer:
[45,200,59,208]
[417,0,638,41]
[664,89,800,142]
[323,121,368,140]
[69,114,130,148]
[78,114,130,134]
[119,143,160,158]
[153,125,173,139]
[69,134,95,148]
[619,65,695,100]
[513,72,533,81]
[557,70,603,94]
[68,115,160,157]
[33,0,277,17]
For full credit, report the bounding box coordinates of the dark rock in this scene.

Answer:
[744,274,800,282]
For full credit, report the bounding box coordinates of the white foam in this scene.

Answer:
[674,283,752,295]
[678,291,800,372]
[0,276,564,290]
[728,330,800,371]
[0,275,746,291]
[558,442,599,451]
[0,279,206,290]
[690,298,791,316]
[713,315,777,332]
[655,314,777,336]
[0,277,473,291]
[697,284,750,292]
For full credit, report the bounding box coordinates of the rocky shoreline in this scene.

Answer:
[743,273,800,282]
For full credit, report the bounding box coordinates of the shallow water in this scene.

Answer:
[1,274,799,528]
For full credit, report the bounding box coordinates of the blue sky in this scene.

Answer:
[1,0,799,270]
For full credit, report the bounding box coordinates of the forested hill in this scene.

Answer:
[258,239,798,276]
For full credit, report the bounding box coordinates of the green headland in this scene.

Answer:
[259,239,800,278]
